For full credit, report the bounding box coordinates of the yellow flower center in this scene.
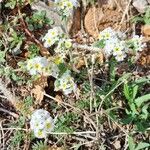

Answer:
[34,64,41,70]
[38,130,43,136]
[115,47,120,51]
[46,122,51,129]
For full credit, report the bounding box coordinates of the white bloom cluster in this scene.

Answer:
[128,35,146,52]
[55,0,79,18]
[42,27,63,48]
[26,56,59,77]
[43,27,72,57]
[98,27,146,62]
[98,27,116,41]
[55,39,72,57]
[98,27,127,61]
[54,70,77,95]
[30,109,54,138]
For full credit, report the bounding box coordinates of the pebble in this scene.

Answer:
[133,0,148,13]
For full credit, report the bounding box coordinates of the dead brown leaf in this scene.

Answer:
[96,52,104,64]
[31,85,45,104]
[55,94,63,105]
[84,6,104,38]
[33,76,48,88]
[142,25,150,37]
[75,57,85,69]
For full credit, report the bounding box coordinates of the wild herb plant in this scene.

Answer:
[0,0,150,149]
[25,10,54,31]
[133,8,150,24]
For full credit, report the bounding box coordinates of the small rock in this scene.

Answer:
[113,140,121,149]
[133,0,148,13]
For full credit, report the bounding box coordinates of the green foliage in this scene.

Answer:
[25,11,54,31]
[32,141,48,150]
[122,78,150,131]
[93,39,105,48]
[75,99,90,109]
[21,96,34,115]
[5,0,17,9]
[0,66,25,84]
[9,116,26,148]
[133,8,150,24]
[9,96,33,148]
[10,130,24,147]
[54,112,79,133]
[0,51,6,63]
[128,136,150,150]
[58,63,68,76]
[8,28,25,55]
[4,0,36,9]
[28,43,40,58]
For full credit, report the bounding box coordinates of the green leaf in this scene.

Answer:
[140,104,149,120]
[135,94,150,107]
[135,121,149,132]
[134,76,150,84]
[128,136,136,150]
[132,84,138,100]
[130,103,138,114]
[135,142,150,150]
[124,83,131,101]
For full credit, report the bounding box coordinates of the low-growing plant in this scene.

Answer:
[122,77,150,131]
[133,7,150,24]
[25,10,54,31]
[32,141,48,150]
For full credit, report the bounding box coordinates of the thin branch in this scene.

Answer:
[72,43,103,53]
[17,7,50,57]
[0,108,19,118]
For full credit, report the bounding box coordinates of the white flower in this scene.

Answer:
[48,62,60,78]
[54,38,72,58]
[98,27,116,41]
[27,57,49,76]
[55,0,79,17]
[30,109,50,121]
[115,52,126,62]
[26,57,60,77]
[34,129,47,139]
[129,35,146,52]
[65,39,72,49]
[104,38,118,56]
[54,70,77,95]
[112,41,125,56]
[30,109,54,139]
[45,118,54,132]
[43,27,63,48]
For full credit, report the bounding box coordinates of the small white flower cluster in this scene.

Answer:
[98,27,146,62]
[43,27,72,58]
[128,35,146,52]
[55,0,79,18]
[26,56,76,95]
[26,56,59,77]
[54,70,77,95]
[42,27,62,48]
[55,38,72,58]
[30,109,54,138]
